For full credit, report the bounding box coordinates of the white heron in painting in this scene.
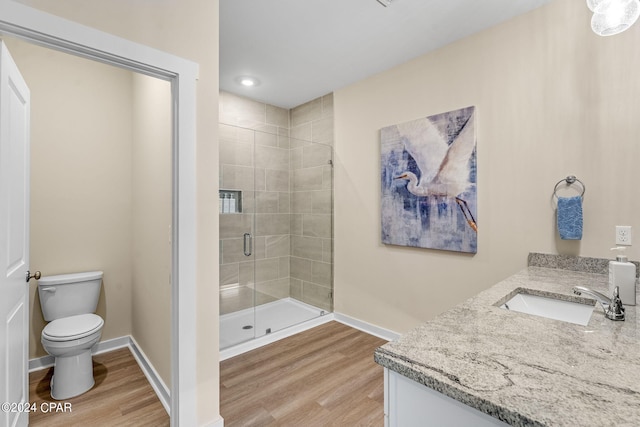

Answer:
[394,109,477,232]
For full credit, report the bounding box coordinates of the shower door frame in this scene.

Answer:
[219,123,335,352]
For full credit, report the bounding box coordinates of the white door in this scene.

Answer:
[0,40,31,427]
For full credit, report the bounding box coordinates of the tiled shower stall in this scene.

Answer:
[219,91,333,349]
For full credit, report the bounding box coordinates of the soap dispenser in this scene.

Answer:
[609,247,636,306]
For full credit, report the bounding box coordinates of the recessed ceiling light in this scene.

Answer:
[236,76,260,87]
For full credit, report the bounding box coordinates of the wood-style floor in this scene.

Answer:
[220,321,388,426]
[28,347,169,427]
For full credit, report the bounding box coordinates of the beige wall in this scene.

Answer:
[5,38,135,359]
[334,0,640,334]
[131,73,172,386]
[14,0,220,423]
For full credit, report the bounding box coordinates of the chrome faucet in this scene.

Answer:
[572,286,625,321]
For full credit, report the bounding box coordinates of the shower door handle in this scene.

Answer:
[243,233,252,256]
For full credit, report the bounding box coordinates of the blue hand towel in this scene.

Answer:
[557,196,583,240]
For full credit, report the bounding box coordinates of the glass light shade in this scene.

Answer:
[591,0,640,36]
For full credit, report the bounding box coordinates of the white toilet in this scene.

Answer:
[38,271,105,400]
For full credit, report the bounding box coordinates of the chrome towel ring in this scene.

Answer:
[553,175,585,199]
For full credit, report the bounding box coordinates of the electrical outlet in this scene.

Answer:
[616,226,632,246]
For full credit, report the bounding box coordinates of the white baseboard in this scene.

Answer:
[29,335,170,415]
[333,312,401,342]
[128,336,171,414]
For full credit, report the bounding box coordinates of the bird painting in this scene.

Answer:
[380,106,477,253]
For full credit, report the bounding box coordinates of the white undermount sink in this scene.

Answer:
[499,291,595,326]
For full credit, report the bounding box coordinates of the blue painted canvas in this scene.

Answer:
[381,106,477,253]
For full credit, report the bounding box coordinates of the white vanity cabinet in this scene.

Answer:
[384,368,510,427]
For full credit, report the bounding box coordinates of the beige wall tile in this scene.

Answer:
[290,123,312,143]
[312,190,332,214]
[279,256,290,278]
[255,145,290,171]
[221,238,240,264]
[301,282,332,311]
[292,235,324,261]
[292,167,324,191]
[322,165,332,190]
[255,167,266,191]
[219,214,252,239]
[238,260,254,286]
[322,238,333,264]
[303,214,332,238]
[222,164,254,190]
[255,258,280,283]
[290,146,303,170]
[291,214,303,236]
[266,104,289,128]
[265,169,289,192]
[220,91,266,128]
[253,236,266,260]
[219,123,253,145]
[219,139,253,167]
[291,191,312,213]
[290,278,303,300]
[255,278,290,300]
[219,263,239,287]
[255,291,278,307]
[255,130,278,147]
[266,235,290,258]
[303,144,332,168]
[290,256,312,282]
[240,191,255,213]
[255,213,290,236]
[312,117,334,145]
[291,97,322,126]
[278,134,291,149]
[322,93,334,117]
[312,261,332,287]
[279,192,291,214]
[221,238,253,264]
[256,191,279,213]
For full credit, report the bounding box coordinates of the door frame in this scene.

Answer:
[0,2,199,426]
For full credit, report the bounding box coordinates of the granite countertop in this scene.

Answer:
[374,258,640,427]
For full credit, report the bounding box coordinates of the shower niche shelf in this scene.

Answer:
[219,189,242,214]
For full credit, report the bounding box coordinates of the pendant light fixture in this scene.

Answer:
[587,0,640,36]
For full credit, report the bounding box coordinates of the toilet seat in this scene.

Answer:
[42,314,104,342]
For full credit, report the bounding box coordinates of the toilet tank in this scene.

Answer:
[38,271,103,321]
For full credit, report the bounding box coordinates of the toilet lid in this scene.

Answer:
[42,314,104,342]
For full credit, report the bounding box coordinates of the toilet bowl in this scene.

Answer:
[38,271,104,400]
[41,313,104,399]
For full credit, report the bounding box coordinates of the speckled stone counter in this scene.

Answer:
[375,257,640,427]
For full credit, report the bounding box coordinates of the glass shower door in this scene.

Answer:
[252,132,334,335]
[219,123,257,349]
[219,123,334,351]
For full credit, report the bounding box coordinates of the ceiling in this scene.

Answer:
[220,0,552,109]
